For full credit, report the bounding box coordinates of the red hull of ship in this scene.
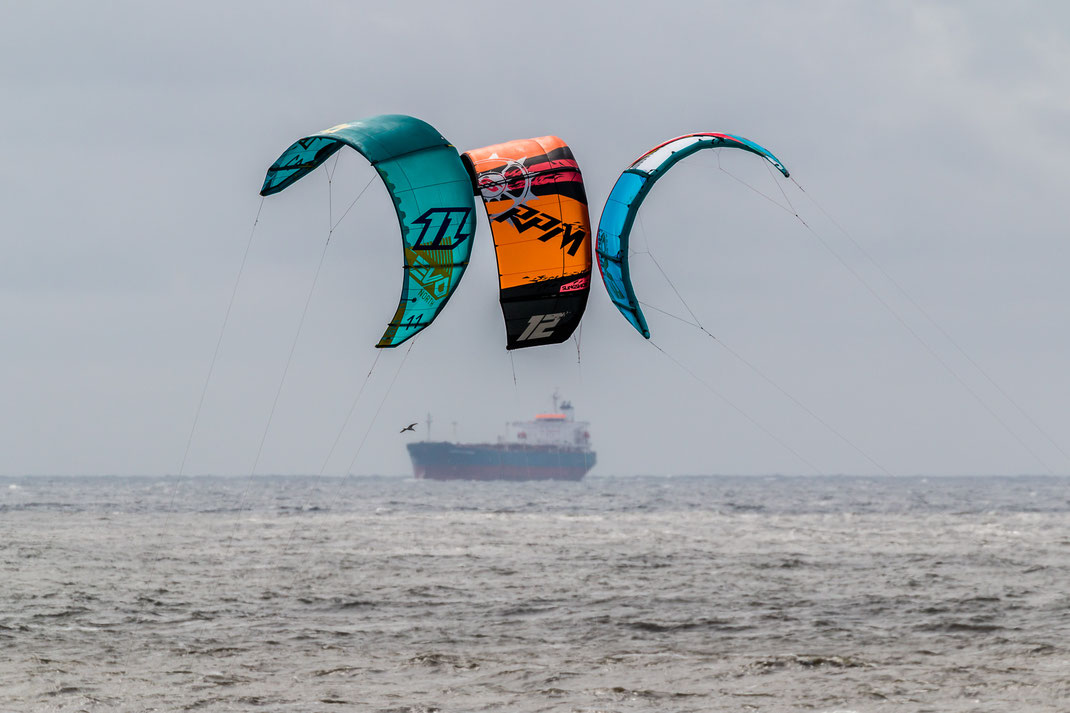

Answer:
[412,462,588,482]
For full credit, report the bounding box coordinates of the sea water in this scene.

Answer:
[2,475,1068,712]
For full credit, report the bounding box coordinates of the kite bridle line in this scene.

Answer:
[147,195,266,586]
[210,158,383,612]
[788,175,1070,470]
[647,338,824,476]
[771,169,1056,475]
[630,163,894,476]
[284,336,420,595]
[647,150,1057,475]
[171,157,389,652]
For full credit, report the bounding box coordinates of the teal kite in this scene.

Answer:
[261,114,476,347]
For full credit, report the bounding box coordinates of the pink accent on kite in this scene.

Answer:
[479,158,583,195]
[630,133,736,167]
[559,277,589,293]
[527,158,583,186]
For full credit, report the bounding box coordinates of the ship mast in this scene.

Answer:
[425,412,432,441]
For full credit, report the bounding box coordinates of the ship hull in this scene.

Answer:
[407,441,596,481]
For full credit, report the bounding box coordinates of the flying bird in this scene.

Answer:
[400,423,417,433]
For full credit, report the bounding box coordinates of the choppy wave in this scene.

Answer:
[2,475,1068,711]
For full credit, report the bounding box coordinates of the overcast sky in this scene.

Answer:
[3,1,1070,477]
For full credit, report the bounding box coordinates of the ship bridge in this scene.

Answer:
[506,400,591,449]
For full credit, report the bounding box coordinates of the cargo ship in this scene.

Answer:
[406,396,596,481]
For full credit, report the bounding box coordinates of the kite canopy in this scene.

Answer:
[596,133,790,339]
[462,136,593,350]
[261,114,476,348]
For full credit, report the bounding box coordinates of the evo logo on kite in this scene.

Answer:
[517,312,567,342]
[492,205,586,256]
[409,255,451,299]
[412,208,472,250]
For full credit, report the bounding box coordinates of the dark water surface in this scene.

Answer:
[2,475,1069,712]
